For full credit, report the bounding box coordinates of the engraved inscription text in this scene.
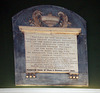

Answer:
[24,33,78,73]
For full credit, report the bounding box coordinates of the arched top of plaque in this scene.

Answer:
[12,5,86,35]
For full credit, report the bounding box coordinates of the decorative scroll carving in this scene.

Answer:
[29,10,71,27]
[32,10,42,27]
[58,12,71,27]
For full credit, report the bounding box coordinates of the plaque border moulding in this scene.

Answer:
[19,26,81,79]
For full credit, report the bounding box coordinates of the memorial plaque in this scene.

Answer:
[12,5,88,86]
[19,27,80,75]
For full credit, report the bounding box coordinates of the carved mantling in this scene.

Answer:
[29,10,71,27]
